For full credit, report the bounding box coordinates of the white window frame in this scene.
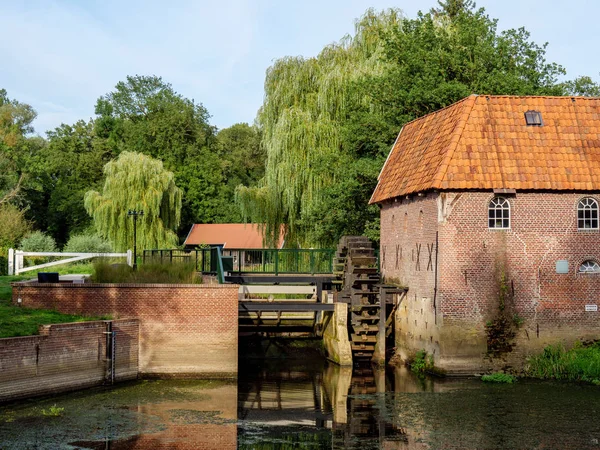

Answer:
[578,260,600,274]
[488,197,511,229]
[577,197,599,230]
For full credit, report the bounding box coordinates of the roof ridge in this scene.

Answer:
[399,94,479,129]
[431,95,478,189]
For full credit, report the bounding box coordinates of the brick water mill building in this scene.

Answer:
[370,94,600,373]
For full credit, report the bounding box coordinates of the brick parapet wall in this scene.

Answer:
[12,283,239,377]
[380,190,600,373]
[0,319,139,402]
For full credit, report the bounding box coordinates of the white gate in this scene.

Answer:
[7,249,132,276]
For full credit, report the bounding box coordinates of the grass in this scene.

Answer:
[0,276,109,338]
[525,341,600,384]
[481,372,517,383]
[14,261,97,277]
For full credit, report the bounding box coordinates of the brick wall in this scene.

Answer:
[380,191,600,373]
[12,283,239,377]
[0,319,139,402]
[379,193,442,365]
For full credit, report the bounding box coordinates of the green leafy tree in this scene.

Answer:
[84,151,182,252]
[236,9,404,247]
[94,75,226,231]
[0,89,40,206]
[0,203,31,249]
[27,120,113,245]
[215,123,264,222]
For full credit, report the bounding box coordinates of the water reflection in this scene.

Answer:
[238,360,600,449]
[2,361,600,448]
[0,380,238,449]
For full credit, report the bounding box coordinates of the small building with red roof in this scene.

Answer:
[371,94,600,373]
[184,223,285,249]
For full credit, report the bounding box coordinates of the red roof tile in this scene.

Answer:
[184,224,285,249]
[370,95,600,203]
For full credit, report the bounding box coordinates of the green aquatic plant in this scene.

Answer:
[525,341,600,384]
[410,350,434,374]
[481,373,517,384]
[40,405,64,417]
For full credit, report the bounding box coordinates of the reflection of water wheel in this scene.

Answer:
[334,236,381,360]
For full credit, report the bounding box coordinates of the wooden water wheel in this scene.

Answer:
[334,236,381,360]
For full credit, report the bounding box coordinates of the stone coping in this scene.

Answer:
[11,281,238,289]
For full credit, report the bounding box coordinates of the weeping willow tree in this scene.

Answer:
[84,151,182,252]
[236,9,403,248]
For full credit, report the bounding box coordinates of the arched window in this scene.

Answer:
[579,260,600,274]
[577,198,599,230]
[488,197,510,229]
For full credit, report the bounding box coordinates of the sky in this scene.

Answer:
[1,0,599,135]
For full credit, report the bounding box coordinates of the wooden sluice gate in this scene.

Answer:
[232,236,407,364]
[238,279,335,336]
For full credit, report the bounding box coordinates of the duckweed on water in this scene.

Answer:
[0,379,234,449]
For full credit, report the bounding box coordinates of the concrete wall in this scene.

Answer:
[0,319,139,402]
[380,191,600,373]
[322,303,352,366]
[12,283,239,377]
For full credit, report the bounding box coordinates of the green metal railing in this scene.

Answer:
[143,248,335,276]
[221,248,334,275]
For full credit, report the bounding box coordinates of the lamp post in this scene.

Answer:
[128,209,144,270]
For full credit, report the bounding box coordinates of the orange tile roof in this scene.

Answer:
[370,95,600,203]
[184,224,285,249]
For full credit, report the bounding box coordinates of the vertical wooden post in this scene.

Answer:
[8,248,14,276]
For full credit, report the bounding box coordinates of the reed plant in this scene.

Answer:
[526,342,600,384]
[90,259,200,284]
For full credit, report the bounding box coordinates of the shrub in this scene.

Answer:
[19,231,58,267]
[481,372,517,383]
[64,233,112,254]
[410,349,434,373]
[526,342,600,384]
[91,259,200,284]
[0,204,31,249]
[20,231,57,253]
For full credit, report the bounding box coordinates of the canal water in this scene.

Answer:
[1,357,600,449]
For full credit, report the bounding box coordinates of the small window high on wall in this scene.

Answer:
[579,260,600,274]
[488,197,510,229]
[577,197,599,230]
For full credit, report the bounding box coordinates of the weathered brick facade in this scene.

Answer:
[380,191,600,373]
[0,319,139,402]
[12,283,239,377]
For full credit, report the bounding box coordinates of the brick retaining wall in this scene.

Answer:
[0,319,139,402]
[12,283,239,377]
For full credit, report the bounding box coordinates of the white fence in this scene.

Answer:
[8,249,132,276]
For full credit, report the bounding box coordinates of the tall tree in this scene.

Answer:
[84,151,182,251]
[236,9,404,247]
[216,123,264,222]
[0,89,39,206]
[27,120,113,245]
[239,5,599,248]
[94,75,226,231]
